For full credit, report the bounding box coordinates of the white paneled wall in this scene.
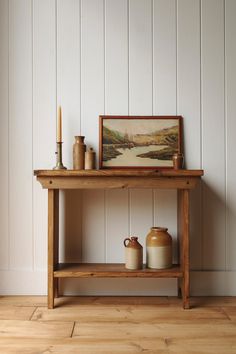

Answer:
[177,0,202,269]
[0,0,236,295]
[0,0,9,271]
[9,0,33,270]
[226,0,236,272]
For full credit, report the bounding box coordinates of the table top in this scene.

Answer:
[34,169,204,178]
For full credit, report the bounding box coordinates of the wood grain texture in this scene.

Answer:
[48,189,59,308]
[222,306,236,322]
[0,296,48,307]
[0,337,167,354]
[36,175,201,190]
[54,263,182,278]
[0,296,235,354]
[0,320,74,338]
[182,189,190,309]
[38,172,199,307]
[177,189,190,308]
[34,169,204,177]
[1,295,236,306]
[73,321,234,339]
[32,302,229,324]
[0,306,36,320]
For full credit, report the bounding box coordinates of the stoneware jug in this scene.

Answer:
[172,152,184,169]
[73,136,86,169]
[85,147,96,169]
[124,236,143,270]
[146,227,172,269]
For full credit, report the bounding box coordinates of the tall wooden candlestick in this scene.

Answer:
[53,105,67,170]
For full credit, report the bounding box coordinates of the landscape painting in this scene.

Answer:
[99,116,183,169]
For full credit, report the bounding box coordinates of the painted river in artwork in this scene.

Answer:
[103,145,173,167]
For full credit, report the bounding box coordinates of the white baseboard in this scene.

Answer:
[191,271,236,296]
[0,270,236,296]
[60,278,178,296]
[0,270,47,295]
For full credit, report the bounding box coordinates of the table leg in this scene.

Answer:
[182,189,190,309]
[177,189,190,308]
[48,189,59,309]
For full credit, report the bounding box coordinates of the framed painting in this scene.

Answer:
[99,116,183,169]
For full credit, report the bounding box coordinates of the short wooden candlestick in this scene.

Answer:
[53,142,67,170]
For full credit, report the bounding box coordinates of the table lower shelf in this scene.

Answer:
[54,263,182,278]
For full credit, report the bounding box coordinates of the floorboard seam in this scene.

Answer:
[220,307,233,321]
[70,322,76,337]
[29,307,37,321]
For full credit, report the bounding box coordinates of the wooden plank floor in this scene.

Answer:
[0,296,236,353]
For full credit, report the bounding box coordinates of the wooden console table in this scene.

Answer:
[34,169,203,309]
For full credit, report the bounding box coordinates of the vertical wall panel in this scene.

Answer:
[0,0,9,269]
[177,0,201,269]
[130,189,153,263]
[106,190,129,262]
[177,0,201,168]
[153,0,177,264]
[129,0,152,114]
[57,0,81,168]
[129,0,153,264]
[154,190,178,263]
[225,0,236,270]
[81,0,104,155]
[59,190,82,263]
[82,190,105,262]
[81,0,105,262]
[33,0,56,270]
[201,0,225,269]
[9,0,33,270]
[57,0,82,263]
[105,0,129,262]
[105,0,128,115]
[153,0,176,114]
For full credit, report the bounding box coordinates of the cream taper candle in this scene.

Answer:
[57,106,62,142]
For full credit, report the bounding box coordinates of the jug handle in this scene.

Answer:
[124,238,130,247]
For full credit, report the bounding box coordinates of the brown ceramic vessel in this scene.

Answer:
[124,236,143,270]
[146,227,172,269]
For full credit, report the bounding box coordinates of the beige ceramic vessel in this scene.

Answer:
[124,236,143,270]
[85,147,96,169]
[146,227,172,269]
[73,136,86,169]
